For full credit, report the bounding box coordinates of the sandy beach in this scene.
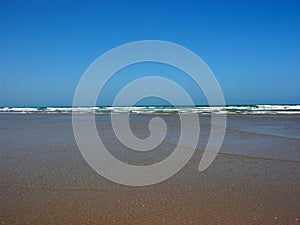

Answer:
[1,113,299,224]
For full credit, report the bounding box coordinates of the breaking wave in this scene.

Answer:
[1,105,300,115]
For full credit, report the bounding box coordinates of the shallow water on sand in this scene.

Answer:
[0,114,299,224]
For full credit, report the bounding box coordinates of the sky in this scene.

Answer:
[1,0,300,106]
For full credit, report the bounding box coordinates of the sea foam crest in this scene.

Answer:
[0,105,300,114]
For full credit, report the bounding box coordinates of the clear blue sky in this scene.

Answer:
[1,0,300,106]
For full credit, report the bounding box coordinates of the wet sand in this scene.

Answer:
[1,114,299,224]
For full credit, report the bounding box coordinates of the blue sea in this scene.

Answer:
[1,104,300,114]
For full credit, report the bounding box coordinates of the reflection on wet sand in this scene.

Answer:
[1,114,299,224]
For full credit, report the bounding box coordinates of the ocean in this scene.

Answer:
[1,104,300,114]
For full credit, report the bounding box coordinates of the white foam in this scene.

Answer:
[1,105,300,114]
[0,107,38,112]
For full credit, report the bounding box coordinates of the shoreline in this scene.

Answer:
[1,113,299,224]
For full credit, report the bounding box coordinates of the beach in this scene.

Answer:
[1,112,299,224]
[2,0,300,223]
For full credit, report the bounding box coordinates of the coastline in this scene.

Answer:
[1,113,299,224]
